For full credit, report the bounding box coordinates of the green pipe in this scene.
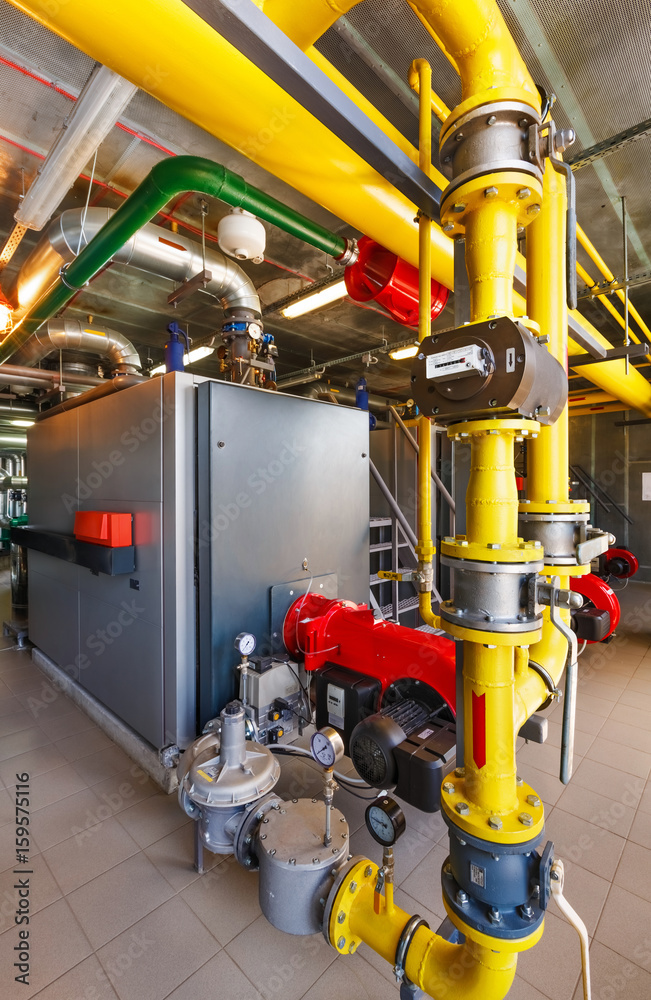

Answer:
[1,155,351,363]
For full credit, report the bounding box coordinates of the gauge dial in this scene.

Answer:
[248,322,262,341]
[234,632,256,656]
[365,796,406,846]
[310,727,344,768]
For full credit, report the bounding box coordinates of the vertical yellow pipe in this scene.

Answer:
[464,202,519,321]
[464,644,518,814]
[527,164,568,504]
[410,59,438,626]
[466,429,519,544]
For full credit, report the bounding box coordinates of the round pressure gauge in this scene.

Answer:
[310,727,345,769]
[234,632,256,657]
[365,796,406,847]
[248,322,262,341]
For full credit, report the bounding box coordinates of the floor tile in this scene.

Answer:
[0,725,51,762]
[0,664,47,694]
[164,951,262,1000]
[4,763,88,811]
[570,756,645,807]
[595,884,651,971]
[67,852,175,949]
[0,693,24,719]
[71,745,134,785]
[44,816,140,895]
[614,839,651,902]
[116,791,189,849]
[599,718,651,754]
[585,736,651,779]
[507,974,548,1000]
[626,810,651,850]
[626,676,651,696]
[558,862,610,937]
[38,706,97,742]
[180,853,261,946]
[90,766,159,816]
[0,710,38,739]
[637,781,651,816]
[302,951,399,1000]
[543,807,626,881]
[226,914,336,1000]
[96,897,220,1000]
[619,686,651,712]
[398,842,449,921]
[518,763,565,807]
[555,781,636,838]
[55,727,113,762]
[144,822,221,892]
[31,787,102,852]
[572,941,651,1000]
[0,897,92,998]
[30,955,119,1000]
[512,910,581,1000]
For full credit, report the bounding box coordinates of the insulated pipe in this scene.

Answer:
[1,156,357,362]
[0,363,104,389]
[10,318,141,374]
[8,205,261,330]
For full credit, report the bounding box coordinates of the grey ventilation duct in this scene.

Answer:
[8,208,261,332]
[10,318,141,375]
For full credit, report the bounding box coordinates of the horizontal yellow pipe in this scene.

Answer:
[569,390,616,406]
[570,401,631,417]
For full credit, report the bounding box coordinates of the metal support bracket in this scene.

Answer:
[167,269,212,306]
[181,0,443,218]
[570,342,651,366]
[547,576,579,784]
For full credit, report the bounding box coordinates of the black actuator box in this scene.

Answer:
[315,664,381,754]
[394,721,456,812]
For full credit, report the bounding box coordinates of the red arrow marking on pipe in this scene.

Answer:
[472,692,486,770]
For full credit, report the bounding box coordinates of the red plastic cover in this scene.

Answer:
[74,511,132,548]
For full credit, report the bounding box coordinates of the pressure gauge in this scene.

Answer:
[365,796,406,847]
[248,322,262,341]
[310,727,344,769]
[234,632,256,657]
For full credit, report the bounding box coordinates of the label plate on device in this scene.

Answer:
[426,344,486,381]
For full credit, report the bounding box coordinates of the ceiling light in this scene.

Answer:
[281,279,348,319]
[389,344,419,360]
[10,419,34,427]
[149,345,215,377]
[14,64,137,232]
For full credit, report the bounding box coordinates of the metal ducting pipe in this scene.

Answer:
[294,383,400,413]
[10,318,141,374]
[36,373,146,421]
[0,364,104,391]
[8,207,261,331]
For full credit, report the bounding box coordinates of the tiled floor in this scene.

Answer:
[1,577,651,998]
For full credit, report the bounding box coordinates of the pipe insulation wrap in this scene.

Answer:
[9,207,261,324]
[11,318,141,374]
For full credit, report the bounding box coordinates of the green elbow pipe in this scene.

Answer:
[0,155,351,363]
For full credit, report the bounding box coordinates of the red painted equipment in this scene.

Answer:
[571,573,620,643]
[74,511,132,547]
[345,236,449,328]
[283,592,457,713]
[604,547,639,580]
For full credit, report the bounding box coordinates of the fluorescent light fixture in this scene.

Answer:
[149,345,215,377]
[282,279,347,319]
[15,64,137,232]
[389,344,419,360]
[0,291,12,331]
[11,419,34,427]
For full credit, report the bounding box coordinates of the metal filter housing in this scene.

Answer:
[258,798,350,935]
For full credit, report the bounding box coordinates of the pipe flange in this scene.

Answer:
[439,101,541,182]
[440,171,544,238]
[440,603,542,634]
[394,915,430,984]
[335,238,359,267]
[322,855,372,949]
[233,792,283,871]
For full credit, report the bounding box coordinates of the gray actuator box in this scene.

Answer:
[411,317,567,425]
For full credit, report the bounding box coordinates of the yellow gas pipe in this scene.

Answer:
[410,58,439,631]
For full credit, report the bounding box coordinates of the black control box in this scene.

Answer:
[394,720,456,812]
[315,664,381,753]
[572,608,611,642]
